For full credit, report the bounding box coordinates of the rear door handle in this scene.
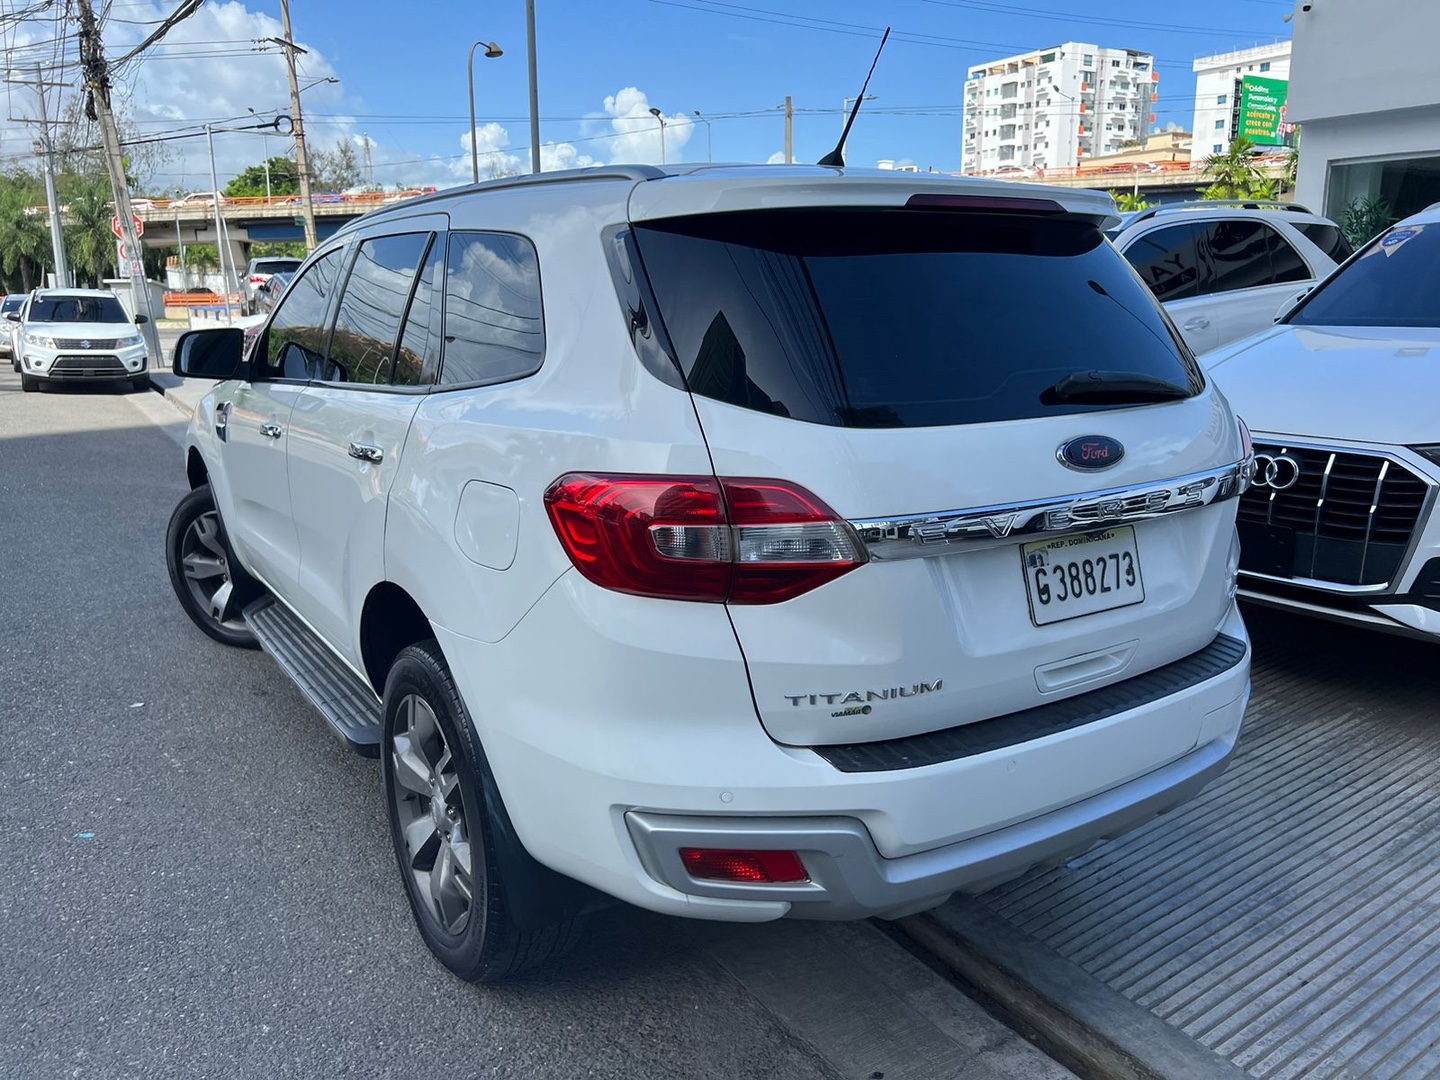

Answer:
[348,442,383,463]
[1182,317,1210,331]
[259,422,284,439]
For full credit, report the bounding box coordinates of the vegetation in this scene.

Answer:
[1113,192,1154,212]
[223,157,301,198]
[1340,195,1396,248]
[1199,137,1278,201]
[310,138,360,192]
[0,176,52,291]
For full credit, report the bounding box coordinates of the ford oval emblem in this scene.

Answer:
[1059,435,1124,470]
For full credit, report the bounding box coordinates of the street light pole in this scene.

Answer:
[525,0,541,173]
[468,39,504,184]
[649,106,666,165]
[205,123,237,324]
[247,108,273,200]
[693,110,712,161]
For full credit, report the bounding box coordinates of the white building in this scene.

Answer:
[1289,0,1440,222]
[962,43,1156,174]
[1191,42,1292,160]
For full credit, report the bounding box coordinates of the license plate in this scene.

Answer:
[1022,526,1145,626]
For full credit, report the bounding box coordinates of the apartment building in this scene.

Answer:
[1192,42,1292,158]
[962,43,1157,174]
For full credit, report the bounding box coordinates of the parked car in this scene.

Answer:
[1205,206,1440,640]
[164,165,1253,983]
[10,288,150,393]
[1110,201,1349,355]
[243,256,302,314]
[250,270,293,316]
[177,191,226,206]
[1,294,24,367]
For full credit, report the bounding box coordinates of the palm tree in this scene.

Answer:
[1200,136,1266,200]
[61,174,115,287]
[1113,192,1154,212]
[0,180,51,291]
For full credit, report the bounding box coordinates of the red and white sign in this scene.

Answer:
[111,214,144,239]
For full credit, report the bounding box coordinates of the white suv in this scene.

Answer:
[1110,201,1350,355]
[10,288,151,393]
[164,165,1253,982]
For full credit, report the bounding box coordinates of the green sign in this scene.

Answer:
[1238,75,1288,145]
[293,216,306,226]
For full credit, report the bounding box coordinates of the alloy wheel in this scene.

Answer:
[179,510,248,633]
[390,694,475,935]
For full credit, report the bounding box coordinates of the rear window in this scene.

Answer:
[1294,222,1355,264]
[253,258,302,275]
[632,209,1200,428]
[1,297,22,314]
[1288,222,1440,328]
[28,295,128,323]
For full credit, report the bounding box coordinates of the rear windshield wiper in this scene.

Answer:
[1041,370,1191,406]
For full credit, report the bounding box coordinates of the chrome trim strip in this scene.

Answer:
[1239,570,1391,596]
[850,460,1247,561]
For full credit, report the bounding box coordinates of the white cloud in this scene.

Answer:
[766,151,788,165]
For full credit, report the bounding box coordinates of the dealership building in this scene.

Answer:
[1191,42,1292,160]
[1289,0,1440,221]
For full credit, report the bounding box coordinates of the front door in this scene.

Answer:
[222,245,349,592]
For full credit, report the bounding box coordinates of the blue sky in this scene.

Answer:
[1,0,1297,190]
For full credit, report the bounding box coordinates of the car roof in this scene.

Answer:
[1114,201,1336,234]
[31,288,121,299]
[333,163,1123,238]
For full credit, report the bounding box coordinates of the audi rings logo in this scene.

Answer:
[1253,453,1301,491]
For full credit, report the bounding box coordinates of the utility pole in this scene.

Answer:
[6,68,73,287]
[272,0,317,250]
[784,95,793,164]
[362,132,373,188]
[75,0,161,365]
[525,0,540,173]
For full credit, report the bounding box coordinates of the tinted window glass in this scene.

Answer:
[1289,222,1440,328]
[394,236,444,387]
[1199,220,1273,294]
[262,249,342,381]
[634,209,1200,429]
[28,295,129,322]
[1,296,22,314]
[438,232,544,387]
[1295,222,1355,263]
[253,258,302,276]
[1264,226,1312,284]
[324,233,430,385]
[1124,224,1205,302]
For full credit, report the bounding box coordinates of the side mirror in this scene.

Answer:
[1273,285,1315,323]
[3,312,18,322]
[173,327,245,379]
[133,313,149,324]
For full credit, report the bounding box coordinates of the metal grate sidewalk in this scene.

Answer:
[978,609,1440,1080]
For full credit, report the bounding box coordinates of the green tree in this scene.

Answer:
[60,174,117,287]
[310,138,360,192]
[1199,136,1270,200]
[249,240,307,259]
[0,174,52,291]
[1113,191,1154,212]
[224,157,301,198]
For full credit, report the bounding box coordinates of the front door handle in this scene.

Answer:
[1182,317,1211,331]
[348,442,383,463]
[259,422,284,439]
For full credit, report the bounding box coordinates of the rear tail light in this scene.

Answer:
[249,275,266,284]
[680,848,809,884]
[544,474,866,604]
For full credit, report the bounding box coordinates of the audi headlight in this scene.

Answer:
[1413,446,1440,468]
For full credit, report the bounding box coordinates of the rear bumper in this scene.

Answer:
[625,719,1241,920]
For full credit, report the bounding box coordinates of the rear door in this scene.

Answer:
[1119,222,1221,353]
[286,225,444,661]
[1195,219,1316,349]
[630,203,1243,750]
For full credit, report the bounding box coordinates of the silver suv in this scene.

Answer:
[1110,201,1350,355]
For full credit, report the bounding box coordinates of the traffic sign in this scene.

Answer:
[111,213,143,239]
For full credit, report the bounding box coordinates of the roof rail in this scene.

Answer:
[1123,199,1314,228]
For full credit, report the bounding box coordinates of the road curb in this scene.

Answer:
[898,898,1247,1080]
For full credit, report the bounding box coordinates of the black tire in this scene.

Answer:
[132,373,152,392]
[165,484,261,648]
[20,373,38,393]
[9,355,17,373]
[382,640,582,983]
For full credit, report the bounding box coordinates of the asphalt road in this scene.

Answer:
[0,371,1072,1080]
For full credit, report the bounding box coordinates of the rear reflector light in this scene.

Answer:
[680,848,809,884]
[249,275,266,283]
[544,474,866,604]
[905,193,1065,213]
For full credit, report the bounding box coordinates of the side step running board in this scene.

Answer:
[244,597,383,757]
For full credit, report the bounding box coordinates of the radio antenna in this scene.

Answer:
[817,26,891,167]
